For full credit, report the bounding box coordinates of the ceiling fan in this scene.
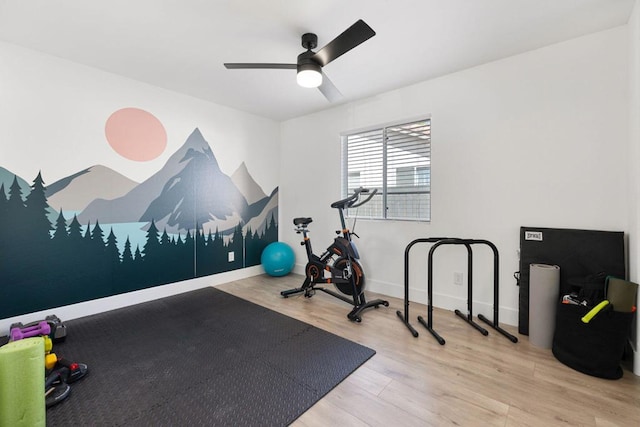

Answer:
[224,19,375,102]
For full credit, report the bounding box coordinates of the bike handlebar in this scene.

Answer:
[351,188,377,208]
[330,187,378,210]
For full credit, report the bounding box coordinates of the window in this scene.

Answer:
[341,117,431,221]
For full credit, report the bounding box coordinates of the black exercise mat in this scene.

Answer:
[46,287,375,426]
[518,227,625,335]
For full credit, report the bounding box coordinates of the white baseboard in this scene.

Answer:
[0,265,264,335]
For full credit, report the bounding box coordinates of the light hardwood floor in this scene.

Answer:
[217,274,640,427]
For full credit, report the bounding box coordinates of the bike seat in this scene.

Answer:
[293,217,313,226]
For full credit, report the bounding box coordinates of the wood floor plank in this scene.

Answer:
[377,377,509,426]
[216,274,640,426]
[293,398,369,427]
[320,380,432,427]
[342,364,393,396]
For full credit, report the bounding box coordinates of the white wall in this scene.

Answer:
[1,20,634,364]
[628,0,640,376]
[0,42,279,188]
[0,41,280,332]
[281,26,630,327]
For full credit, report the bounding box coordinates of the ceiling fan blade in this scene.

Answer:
[312,20,375,67]
[318,72,343,103]
[224,63,297,69]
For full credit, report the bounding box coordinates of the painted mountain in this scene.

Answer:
[75,128,275,236]
[138,129,249,234]
[231,162,267,205]
[46,165,139,213]
[0,128,278,320]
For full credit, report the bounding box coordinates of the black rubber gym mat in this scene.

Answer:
[46,287,375,426]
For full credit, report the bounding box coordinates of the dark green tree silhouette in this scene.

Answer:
[6,176,27,242]
[0,183,7,225]
[7,176,25,210]
[50,210,72,285]
[170,232,192,280]
[91,221,105,249]
[83,220,92,241]
[52,210,68,241]
[245,227,263,267]
[105,228,120,265]
[3,176,36,288]
[68,214,83,243]
[180,230,196,277]
[117,236,136,292]
[160,228,171,246]
[140,220,163,286]
[104,228,121,293]
[84,221,109,298]
[24,171,52,244]
[134,245,142,261]
[142,220,161,260]
[0,184,8,262]
[122,237,134,263]
[195,226,208,277]
[264,213,278,243]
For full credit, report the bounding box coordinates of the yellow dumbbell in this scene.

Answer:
[45,353,58,370]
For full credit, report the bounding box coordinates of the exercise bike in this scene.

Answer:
[281,187,389,322]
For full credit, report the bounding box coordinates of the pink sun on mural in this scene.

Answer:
[105,107,167,161]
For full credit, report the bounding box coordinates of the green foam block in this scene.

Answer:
[606,277,639,312]
[0,337,46,427]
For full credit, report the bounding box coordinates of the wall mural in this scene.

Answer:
[0,108,278,319]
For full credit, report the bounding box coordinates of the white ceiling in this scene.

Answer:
[0,0,634,121]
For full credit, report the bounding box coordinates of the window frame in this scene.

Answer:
[340,115,431,222]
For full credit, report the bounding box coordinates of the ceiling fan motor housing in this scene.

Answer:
[296,49,322,87]
[297,50,320,71]
[298,33,321,75]
[301,33,318,50]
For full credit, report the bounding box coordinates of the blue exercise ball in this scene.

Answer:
[261,242,295,277]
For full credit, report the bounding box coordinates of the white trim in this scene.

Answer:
[340,114,432,136]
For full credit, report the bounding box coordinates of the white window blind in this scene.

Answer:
[342,118,431,221]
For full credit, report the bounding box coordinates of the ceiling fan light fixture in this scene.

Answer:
[224,20,375,101]
[297,63,322,88]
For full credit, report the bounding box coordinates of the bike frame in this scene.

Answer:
[281,188,388,322]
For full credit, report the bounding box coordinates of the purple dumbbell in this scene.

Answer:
[10,321,51,341]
